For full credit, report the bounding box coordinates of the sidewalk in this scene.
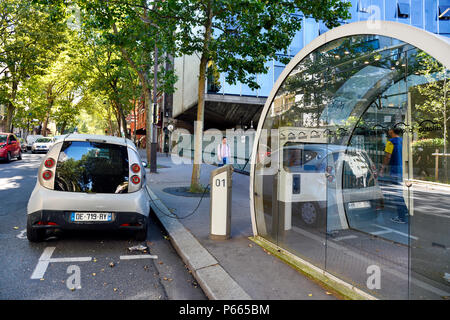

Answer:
[141,152,338,300]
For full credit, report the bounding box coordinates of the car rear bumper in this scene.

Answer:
[27,210,147,231]
[28,185,150,217]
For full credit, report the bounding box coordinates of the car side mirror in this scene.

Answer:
[141,161,148,168]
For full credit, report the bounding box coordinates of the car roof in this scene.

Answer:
[57,133,137,149]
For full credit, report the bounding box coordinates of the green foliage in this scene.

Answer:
[0,0,67,130]
[412,138,445,149]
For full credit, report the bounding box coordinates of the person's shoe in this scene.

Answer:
[391,217,406,224]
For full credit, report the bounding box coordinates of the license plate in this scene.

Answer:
[71,212,112,222]
[348,201,371,209]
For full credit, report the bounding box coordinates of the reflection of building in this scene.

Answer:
[172,0,450,133]
[251,21,450,300]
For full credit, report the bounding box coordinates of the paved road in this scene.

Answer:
[0,153,206,300]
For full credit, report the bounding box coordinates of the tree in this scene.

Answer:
[412,51,450,182]
[0,0,67,132]
[73,0,177,167]
[156,0,351,191]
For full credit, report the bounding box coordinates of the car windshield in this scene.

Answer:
[0,135,7,143]
[54,141,129,193]
[35,138,52,143]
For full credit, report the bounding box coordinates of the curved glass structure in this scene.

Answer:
[251,22,450,299]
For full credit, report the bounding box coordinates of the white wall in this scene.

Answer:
[173,54,200,118]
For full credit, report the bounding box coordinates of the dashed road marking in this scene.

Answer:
[119,255,158,260]
[332,235,358,241]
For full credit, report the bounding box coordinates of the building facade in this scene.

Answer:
[172,0,450,133]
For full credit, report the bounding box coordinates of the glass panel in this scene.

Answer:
[411,0,424,28]
[222,72,241,95]
[55,141,129,193]
[257,60,274,97]
[304,18,319,46]
[385,0,398,21]
[254,31,450,299]
[424,0,438,33]
[408,48,450,299]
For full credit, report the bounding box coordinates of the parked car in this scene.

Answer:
[0,133,22,162]
[27,134,150,242]
[261,142,383,228]
[31,137,56,153]
[26,135,43,151]
[19,137,27,152]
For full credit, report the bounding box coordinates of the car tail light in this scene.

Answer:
[131,175,141,184]
[120,223,142,227]
[44,158,55,168]
[131,163,141,173]
[42,170,53,180]
[37,221,58,226]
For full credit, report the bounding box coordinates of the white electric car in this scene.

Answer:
[27,134,150,242]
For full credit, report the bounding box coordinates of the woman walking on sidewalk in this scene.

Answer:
[217,136,230,167]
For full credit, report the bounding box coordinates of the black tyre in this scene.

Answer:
[299,202,324,227]
[135,221,148,241]
[26,217,46,242]
[6,152,11,163]
[17,151,22,160]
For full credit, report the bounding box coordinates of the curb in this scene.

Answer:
[146,185,252,300]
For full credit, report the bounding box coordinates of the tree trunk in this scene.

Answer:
[60,120,67,135]
[6,102,14,133]
[190,1,213,192]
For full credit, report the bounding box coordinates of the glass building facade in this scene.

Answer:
[251,21,450,299]
[207,0,450,99]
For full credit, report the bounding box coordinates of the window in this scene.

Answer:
[55,141,129,193]
[397,3,410,18]
[439,5,450,20]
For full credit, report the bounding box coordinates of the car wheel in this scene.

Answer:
[299,202,323,227]
[6,152,11,163]
[135,221,148,241]
[17,151,22,160]
[26,217,46,242]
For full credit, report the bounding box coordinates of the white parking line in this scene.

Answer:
[372,224,418,240]
[332,235,358,241]
[370,230,393,236]
[119,255,158,260]
[30,247,92,279]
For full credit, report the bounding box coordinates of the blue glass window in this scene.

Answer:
[439,5,450,20]
[397,2,410,19]
[411,0,424,28]
[424,0,437,33]
[385,0,398,21]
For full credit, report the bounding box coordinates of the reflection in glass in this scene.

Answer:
[253,33,449,299]
[55,141,129,194]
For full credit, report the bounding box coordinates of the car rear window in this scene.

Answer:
[342,151,376,189]
[54,141,129,193]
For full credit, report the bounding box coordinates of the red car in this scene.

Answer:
[0,133,22,162]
